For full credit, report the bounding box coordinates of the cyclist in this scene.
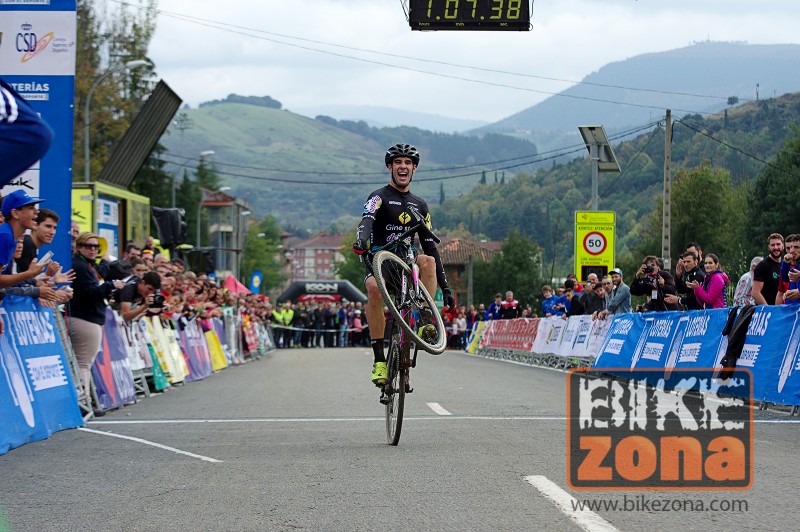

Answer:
[353,143,454,386]
[0,78,54,187]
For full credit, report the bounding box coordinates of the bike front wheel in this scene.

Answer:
[384,323,408,445]
[372,251,447,354]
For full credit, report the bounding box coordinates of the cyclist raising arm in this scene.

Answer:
[353,144,454,386]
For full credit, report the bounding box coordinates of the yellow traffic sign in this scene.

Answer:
[574,211,615,283]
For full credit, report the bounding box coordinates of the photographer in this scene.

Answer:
[665,251,705,310]
[630,256,679,312]
[118,271,163,322]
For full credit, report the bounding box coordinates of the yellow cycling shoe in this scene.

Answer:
[371,361,388,386]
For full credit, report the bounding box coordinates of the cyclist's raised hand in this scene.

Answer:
[352,239,367,255]
[442,288,455,309]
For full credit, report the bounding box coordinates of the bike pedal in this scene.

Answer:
[405,385,413,393]
[379,394,390,405]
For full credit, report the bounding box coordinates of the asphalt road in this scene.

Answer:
[1,347,798,531]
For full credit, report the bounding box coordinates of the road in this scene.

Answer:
[1,347,798,531]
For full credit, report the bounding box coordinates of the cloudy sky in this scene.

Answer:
[146,0,799,123]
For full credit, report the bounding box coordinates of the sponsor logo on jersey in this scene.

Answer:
[424,212,431,228]
[398,212,411,224]
[388,201,401,205]
[363,196,382,214]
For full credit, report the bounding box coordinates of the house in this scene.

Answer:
[437,237,501,306]
[286,233,345,283]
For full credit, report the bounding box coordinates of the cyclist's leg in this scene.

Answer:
[365,273,388,385]
[415,254,437,301]
[365,275,386,356]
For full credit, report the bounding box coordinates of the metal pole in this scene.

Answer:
[661,109,672,271]
[84,71,111,183]
[196,192,204,248]
[590,143,599,211]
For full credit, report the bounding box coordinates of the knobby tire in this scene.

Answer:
[372,251,447,355]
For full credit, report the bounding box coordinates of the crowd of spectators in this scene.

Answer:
[269,300,370,349]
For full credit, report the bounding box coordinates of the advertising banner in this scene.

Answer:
[0,295,83,456]
[478,318,539,351]
[591,306,800,406]
[178,317,213,382]
[92,308,135,410]
[0,1,77,268]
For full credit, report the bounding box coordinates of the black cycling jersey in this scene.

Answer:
[356,184,448,290]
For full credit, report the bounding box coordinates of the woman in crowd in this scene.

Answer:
[69,232,124,407]
[689,253,730,309]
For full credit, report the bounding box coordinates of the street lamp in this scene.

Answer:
[83,59,150,183]
[197,185,231,247]
[173,149,215,207]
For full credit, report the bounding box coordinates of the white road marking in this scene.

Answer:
[87,415,796,425]
[89,415,568,425]
[426,402,452,416]
[78,427,222,463]
[524,475,619,532]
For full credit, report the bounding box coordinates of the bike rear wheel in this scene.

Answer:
[372,250,447,354]
[385,320,409,445]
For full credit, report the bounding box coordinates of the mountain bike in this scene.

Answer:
[368,222,447,445]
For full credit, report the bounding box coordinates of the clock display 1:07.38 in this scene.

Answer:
[418,0,526,21]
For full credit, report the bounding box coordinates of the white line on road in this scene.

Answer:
[78,427,223,463]
[89,415,568,425]
[87,415,800,425]
[426,402,452,416]
[524,475,619,532]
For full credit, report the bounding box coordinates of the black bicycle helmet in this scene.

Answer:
[384,143,420,166]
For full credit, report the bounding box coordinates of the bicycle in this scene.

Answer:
[367,222,447,445]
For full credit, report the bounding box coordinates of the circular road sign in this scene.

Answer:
[583,232,607,256]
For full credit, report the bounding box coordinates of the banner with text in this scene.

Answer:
[0,296,83,456]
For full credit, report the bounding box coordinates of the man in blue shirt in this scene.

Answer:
[541,285,566,316]
[599,268,632,318]
[0,191,54,287]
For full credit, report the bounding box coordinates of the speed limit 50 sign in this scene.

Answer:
[575,212,615,282]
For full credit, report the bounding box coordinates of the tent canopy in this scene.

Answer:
[277,280,367,304]
[224,276,251,295]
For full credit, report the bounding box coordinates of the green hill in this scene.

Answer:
[158,102,537,229]
[435,92,800,276]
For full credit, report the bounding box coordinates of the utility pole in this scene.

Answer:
[467,255,473,307]
[662,110,672,271]
[173,112,194,207]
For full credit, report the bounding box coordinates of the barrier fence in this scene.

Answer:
[0,297,276,456]
[467,306,800,406]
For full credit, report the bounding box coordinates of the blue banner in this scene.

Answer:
[0,1,76,269]
[593,306,800,406]
[0,295,83,456]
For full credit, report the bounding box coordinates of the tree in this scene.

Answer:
[439,182,445,205]
[473,229,543,312]
[176,172,201,246]
[74,0,158,181]
[480,170,487,185]
[131,144,172,207]
[745,125,800,257]
[242,215,286,298]
[333,233,365,289]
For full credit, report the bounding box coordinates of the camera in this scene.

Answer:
[151,289,165,309]
[644,264,655,274]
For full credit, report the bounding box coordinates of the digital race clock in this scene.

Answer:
[409,0,531,31]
